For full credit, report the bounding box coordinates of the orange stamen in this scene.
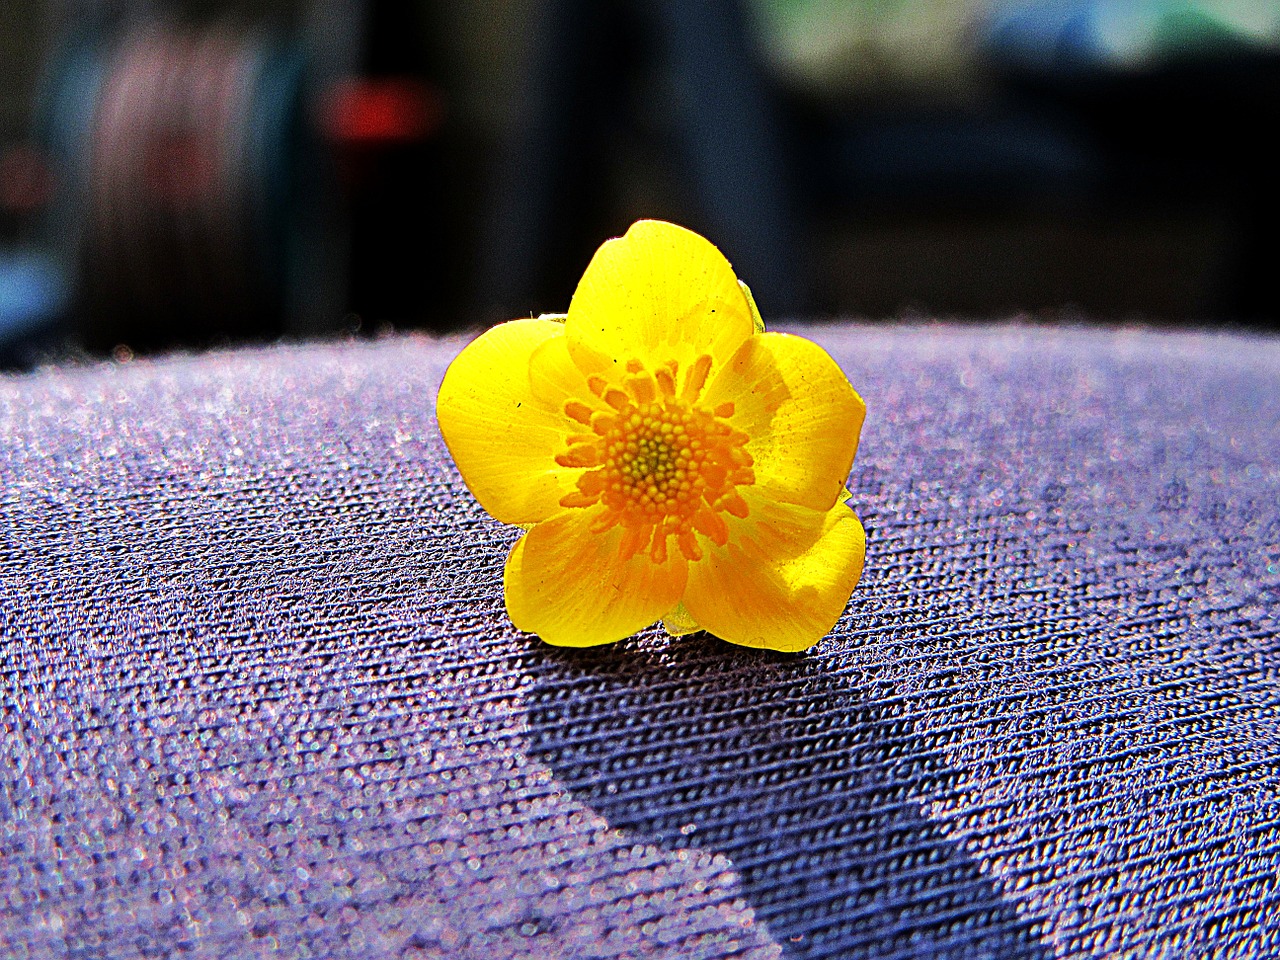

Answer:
[682,354,713,402]
[554,359,753,564]
[627,374,657,405]
[654,367,676,399]
[564,400,594,425]
[555,445,598,468]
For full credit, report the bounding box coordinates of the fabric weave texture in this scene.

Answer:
[2,323,1278,959]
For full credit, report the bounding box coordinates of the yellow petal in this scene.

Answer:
[504,509,687,647]
[683,499,865,652]
[565,220,755,376]
[437,318,587,525]
[719,488,832,562]
[526,328,598,409]
[702,331,865,512]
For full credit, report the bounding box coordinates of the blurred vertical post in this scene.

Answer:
[478,0,806,324]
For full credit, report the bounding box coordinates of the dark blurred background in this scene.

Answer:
[3,0,1278,367]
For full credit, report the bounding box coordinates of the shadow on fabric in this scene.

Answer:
[524,636,1052,960]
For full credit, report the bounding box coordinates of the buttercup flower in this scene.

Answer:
[437,220,865,651]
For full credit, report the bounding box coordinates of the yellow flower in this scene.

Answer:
[437,220,866,651]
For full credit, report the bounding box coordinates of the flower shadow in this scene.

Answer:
[524,635,1052,959]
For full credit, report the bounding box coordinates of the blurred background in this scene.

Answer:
[2,0,1278,368]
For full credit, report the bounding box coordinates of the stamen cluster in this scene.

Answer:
[556,354,754,564]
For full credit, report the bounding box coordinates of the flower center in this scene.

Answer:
[556,355,754,564]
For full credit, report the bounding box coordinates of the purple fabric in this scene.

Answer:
[2,323,1278,958]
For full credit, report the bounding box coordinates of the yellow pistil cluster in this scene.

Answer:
[555,354,754,564]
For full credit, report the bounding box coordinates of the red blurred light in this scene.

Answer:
[320,79,444,146]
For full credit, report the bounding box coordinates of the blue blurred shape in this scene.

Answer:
[986,0,1280,71]
[0,251,68,348]
[985,1,1103,71]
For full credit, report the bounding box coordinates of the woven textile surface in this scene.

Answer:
[2,323,1279,959]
